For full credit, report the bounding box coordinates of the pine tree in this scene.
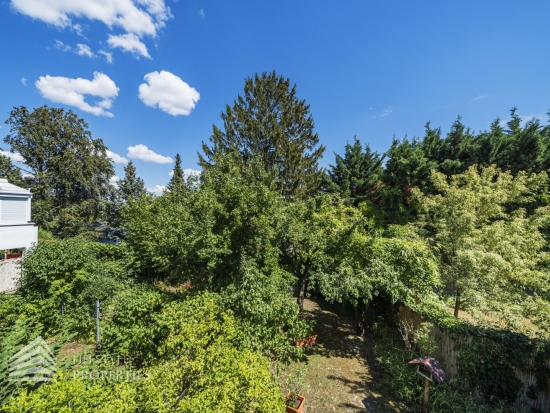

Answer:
[199,71,325,199]
[118,161,146,202]
[326,137,383,204]
[167,154,185,192]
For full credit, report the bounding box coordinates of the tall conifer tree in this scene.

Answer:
[118,161,146,202]
[199,71,325,199]
[167,154,185,192]
[326,137,383,204]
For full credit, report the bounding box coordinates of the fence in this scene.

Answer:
[397,305,550,412]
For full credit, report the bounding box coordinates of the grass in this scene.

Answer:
[279,298,408,412]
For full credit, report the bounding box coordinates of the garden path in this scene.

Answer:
[296,298,408,413]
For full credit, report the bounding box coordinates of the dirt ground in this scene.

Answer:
[286,298,408,413]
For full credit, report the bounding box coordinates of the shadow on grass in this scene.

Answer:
[300,297,409,412]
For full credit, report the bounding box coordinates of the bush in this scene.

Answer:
[17,239,134,339]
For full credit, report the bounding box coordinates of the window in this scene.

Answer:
[0,197,27,224]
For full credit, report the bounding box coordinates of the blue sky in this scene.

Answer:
[1,1,550,192]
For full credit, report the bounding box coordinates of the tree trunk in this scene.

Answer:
[297,258,311,311]
[353,303,369,337]
[454,288,461,318]
[297,275,307,310]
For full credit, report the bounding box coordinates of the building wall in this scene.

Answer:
[0,225,38,249]
[0,258,21,293]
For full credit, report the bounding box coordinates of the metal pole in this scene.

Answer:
[95,300,100,345]
[423,378,430,413]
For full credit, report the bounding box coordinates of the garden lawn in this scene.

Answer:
[282,298,408,412]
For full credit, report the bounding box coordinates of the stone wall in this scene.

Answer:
[397,305,550,412]
[0,259,21,292]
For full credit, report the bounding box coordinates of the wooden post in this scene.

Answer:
[423,378,430,413]
[95,300,100,345]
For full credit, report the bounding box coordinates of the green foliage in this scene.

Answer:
[0,317,44,406]
[101,160,148,241]
[101,286,167,363]
[416,165,550,324]
[167,153,185,192]
[6,293,286,412]
[3,105,114,235]
[123,157,312,362]
[372,316,526,412]
[0,153,30,187]
[4,370,139,413]
[411,298,550,405]
[379,110,550,217]
[199,70,325,199]
[17,239,133,338]
[325,137,384,204]
[118,161,146,203]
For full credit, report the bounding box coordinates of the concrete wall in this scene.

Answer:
[0,258,21,293]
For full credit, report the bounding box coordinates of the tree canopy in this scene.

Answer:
[3,105,114,235]
[199,71,325,199]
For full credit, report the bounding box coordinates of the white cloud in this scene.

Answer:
[184,168,200,179]
[11,0,172,38]
[22,173,34,179]
[199,8,205,18]
[127,144,172,164]
[499,113,546,128]
[98,50,113,63]
[138,71,199,116]
[21,78,27,85]
[168,168,201,179]
[374,106,393,118]
[109,175,120,185]
[106,150,128,164]
[54,39,71,52]
[76,43,94,57]
[147,184,165,195]
[35,72,119,117]
[468,94,488,104]
[55,40,97,58]
[107,33,150,58]
[0,151,25,163]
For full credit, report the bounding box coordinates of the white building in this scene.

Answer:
[0,178,38,250]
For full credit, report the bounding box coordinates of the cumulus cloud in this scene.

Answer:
[127,144,172,164]
[169,168,201,179]
[106,150,128,164]
[147,184,165,195]
[76,43,94,57]
[35,72,119,117]
[109,175,120,185]
[98,50,113,63]
[107,33,150,58]
[138,71,200,116]
[21,78,27,85]
[0,150,25,163]
[11,0,171,37]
